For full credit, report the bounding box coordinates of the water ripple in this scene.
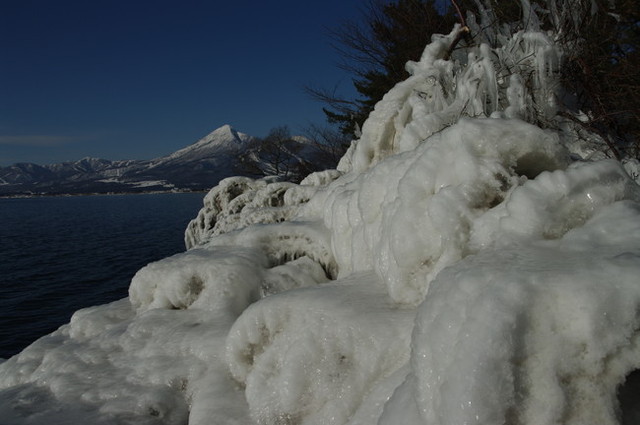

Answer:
[0,192,204,359]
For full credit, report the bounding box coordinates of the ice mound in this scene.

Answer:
[226,273,414,424]
[185,171,342,249]
[185,177,298,249]
[0,300,195,425]
[471,159,640,248]
[1,18,640,425]
[383,200,640,425]
[321,117,569,305]
[129,247,266,314]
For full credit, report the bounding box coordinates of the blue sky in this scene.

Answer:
[0,0,363,165]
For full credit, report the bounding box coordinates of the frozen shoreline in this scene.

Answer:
[1,16,640,425]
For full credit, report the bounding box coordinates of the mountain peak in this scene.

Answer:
[149,125,253,167]
[195,124,246,148]
[188,125,240,148]
[212,124,234,135]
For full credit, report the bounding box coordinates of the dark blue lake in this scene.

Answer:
[0,192,205,359]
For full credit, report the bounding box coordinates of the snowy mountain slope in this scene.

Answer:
[148,124,252,167]
[0,125,254,196]
[0,162,54,185]
[127,125,255,189]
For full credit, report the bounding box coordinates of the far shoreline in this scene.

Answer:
[0,189,208,200]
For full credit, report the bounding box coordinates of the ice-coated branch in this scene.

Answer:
[443,24,470,60]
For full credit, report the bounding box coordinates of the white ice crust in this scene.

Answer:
[1,23,640,425]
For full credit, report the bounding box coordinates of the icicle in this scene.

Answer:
[480,44,498,115]
[505,74,528,119]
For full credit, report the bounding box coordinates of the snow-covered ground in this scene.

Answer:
[1,17,640,425]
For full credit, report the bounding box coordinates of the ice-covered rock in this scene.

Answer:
[321,117,570,305]
[226,273,414,425]
[383,199,640,425]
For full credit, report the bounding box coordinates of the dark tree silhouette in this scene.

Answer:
[308,0,458,137]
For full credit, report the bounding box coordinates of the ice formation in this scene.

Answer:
[1,14,640,425]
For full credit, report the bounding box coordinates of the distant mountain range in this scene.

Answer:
[0,125,257,197]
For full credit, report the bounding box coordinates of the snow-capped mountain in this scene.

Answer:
[148,124,250,167]
[0,125,255,196]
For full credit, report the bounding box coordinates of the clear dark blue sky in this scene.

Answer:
[0,0,363,165]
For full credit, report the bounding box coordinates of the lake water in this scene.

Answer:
[0,192,205,359]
